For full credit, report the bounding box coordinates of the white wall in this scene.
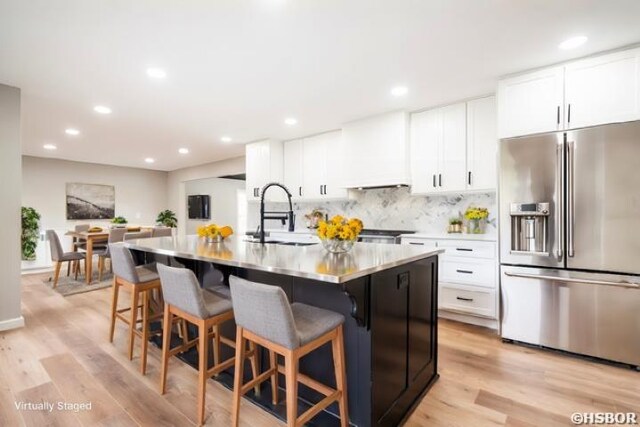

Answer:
[22,156,168,269]
[184,178,246,235]
[167,156,245,235]
[0,84,24,331]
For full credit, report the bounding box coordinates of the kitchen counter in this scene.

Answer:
[124,234,442,283]
[127,234,441,427]
[400,232,497,241]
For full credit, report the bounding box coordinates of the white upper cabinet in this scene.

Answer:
[466,96,497,191]
[282,131,347,201]
[342,111,410,188]
[497,66,564,138]
[245,139,284,202]
[498,47,640,138]
[440,103,467,192]
[283,139,304,199]
[410,109,441,193]
[565,48,640,129]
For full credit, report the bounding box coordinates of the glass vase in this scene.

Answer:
[467,218,487,234]
[321,238,356,254]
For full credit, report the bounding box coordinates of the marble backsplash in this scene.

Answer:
[247,187,497,235]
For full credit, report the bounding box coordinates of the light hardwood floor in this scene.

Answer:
[1,273,638,426]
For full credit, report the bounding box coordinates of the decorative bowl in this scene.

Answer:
[321,238,356,254]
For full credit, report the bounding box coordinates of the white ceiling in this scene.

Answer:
[1,1,640,172]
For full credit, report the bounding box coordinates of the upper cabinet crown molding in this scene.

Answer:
[498,46,640,139]
[341,111,411,188]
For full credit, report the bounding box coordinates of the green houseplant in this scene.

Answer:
[111,216,128,225]
[156,209,178,228]
[21,206,41,261]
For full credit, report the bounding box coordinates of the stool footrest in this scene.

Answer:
[297,390,342,426]
[276,364,336,397]
[240,367,277,395]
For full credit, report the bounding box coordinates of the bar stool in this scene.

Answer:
[96,228,127,282]
[229,275,349,427]
[156,264,260,426]
[108,243,163,375]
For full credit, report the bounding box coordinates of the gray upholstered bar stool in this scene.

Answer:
[96,228,127,282]
[229,275,349,427]
[109,243,163,375]
[156,264,260,426]
[152,226,172,237]
[46,230,85,287]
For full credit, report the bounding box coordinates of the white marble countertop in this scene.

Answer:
[399,232,497,242]
[125,235,443,284]
[124,235,443,283]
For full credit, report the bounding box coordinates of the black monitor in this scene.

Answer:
[187,195,210,219]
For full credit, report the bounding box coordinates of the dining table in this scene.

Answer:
[66,227,153,284]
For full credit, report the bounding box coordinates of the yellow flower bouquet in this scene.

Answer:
[197,223,234,242]
[464,206,489,234]
[317,215,363,253]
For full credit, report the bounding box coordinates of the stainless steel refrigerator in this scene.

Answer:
[499,121,640,367]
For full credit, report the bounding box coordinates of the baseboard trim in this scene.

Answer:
[0,316,25,332]
[439,310,498,330]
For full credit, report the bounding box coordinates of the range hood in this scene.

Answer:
[352,184,409,191]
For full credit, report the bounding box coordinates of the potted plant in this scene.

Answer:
[21,206,41,261]
[156,209,178,228]
[464,207,489,234]
[448,217,463,234]
[111,216,128,228]
[317,215,363,254]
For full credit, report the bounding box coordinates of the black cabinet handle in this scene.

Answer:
[456,296,474,302]
[456,269,474,274]
[468,171,472,186]
[432,174,436,188]
[438,174,442,187]
[322,185,327,195]
[320,185,323,195]
[557,105,560,125]
[567,103,571,124]
[409,242,424,245]
[455,248,473,252]
[299,186,302,197]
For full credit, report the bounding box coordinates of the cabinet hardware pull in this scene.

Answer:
[409,242,424,245]
[455,248,473,252]
[323,185,327,195]
[320,185,323,195]
[299,186,302,197]
[456,269,473,274]
[438,174,442,187]
[567,103,571,124]
[456,296,474,302]
[432,174,436,188]
[556,105,560,125]
[468,171,472,186]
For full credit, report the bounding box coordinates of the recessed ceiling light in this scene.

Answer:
[94,105,112,114]
[284,117,297,126]
[178,148,189,154]
[558,35,588,50]
[391,86,408,97]
[146,67,167,79]
[220,136,232,143]
[65,128,80,136]
[43,144,57,150]
[145,158,155,164]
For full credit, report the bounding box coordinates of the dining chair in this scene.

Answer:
[46,230,85,288]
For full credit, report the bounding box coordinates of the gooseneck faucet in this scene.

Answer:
[260,182,295,244]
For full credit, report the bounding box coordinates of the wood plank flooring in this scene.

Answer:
[1,273,638,426]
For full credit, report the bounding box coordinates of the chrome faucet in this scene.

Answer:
[260,182,295,244]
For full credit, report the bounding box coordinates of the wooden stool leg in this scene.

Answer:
[212,325,220,373]
[248,340,260,395]
[180,319,189,346]
[197,320,210,426]
[98,257,104,282]
[270,350,278,405]
[231,327,246,427]
[67,260,71,277]
[140,290,150,375]
[284,352,299,427]
[74,260,79,280]
[128,288,139,361]
[109,279,120,342]
[332,325,349,427]
[53,262,62,288]
[160,305,172,394]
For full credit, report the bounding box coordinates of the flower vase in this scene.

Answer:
[321,238,356,254]
[206,235,223,243]
[467,219,486,234]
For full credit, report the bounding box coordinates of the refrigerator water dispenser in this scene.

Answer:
[510,203,550,255]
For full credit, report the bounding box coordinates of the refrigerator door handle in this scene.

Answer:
[503,271,640,289]
[556,140,564,261]
[567,140,575,257]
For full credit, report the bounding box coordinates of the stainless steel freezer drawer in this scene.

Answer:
[501,266,640,366]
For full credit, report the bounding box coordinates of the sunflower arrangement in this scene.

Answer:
[197,224,234,240]
[464,207,489,221]
[317,215,363,241]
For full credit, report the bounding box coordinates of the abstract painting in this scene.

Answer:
[66,183,115,220]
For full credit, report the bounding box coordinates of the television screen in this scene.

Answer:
[187,195,210,219]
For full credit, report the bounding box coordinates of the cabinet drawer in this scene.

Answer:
[437,240,496,259]
[440,257,495,288]
[401,237,438,247]
[439,284,496,318]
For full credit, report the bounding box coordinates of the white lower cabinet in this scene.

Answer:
[401,236,499,326]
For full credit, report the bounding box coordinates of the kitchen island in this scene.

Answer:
[125,235,442,427]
